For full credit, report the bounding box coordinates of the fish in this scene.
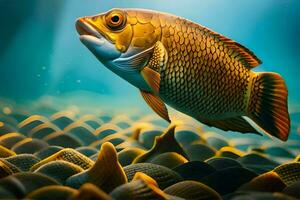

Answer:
[75,8,290,141]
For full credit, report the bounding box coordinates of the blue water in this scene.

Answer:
[0,0,299,137]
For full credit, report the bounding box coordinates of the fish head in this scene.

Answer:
[76,8,161,91]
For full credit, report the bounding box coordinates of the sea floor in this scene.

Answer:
[0,95,300,200]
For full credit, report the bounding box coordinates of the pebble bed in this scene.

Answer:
[0,99,300,200]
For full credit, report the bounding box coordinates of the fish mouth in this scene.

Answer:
[76,18,106,46]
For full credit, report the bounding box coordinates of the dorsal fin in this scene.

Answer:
[202,27,262,68]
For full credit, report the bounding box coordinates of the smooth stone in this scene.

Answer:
[264,146,295,158]
[34,146,64,160]
[99,115,112,123]
[200,167,258,195]
[85,120,101,129]
[185,144,216,161]
[64,123,97,146]
[34,160,83,184]
[69,183,112,200]
[0,133,26,149]
[175,129,203,147]
[216,147,244,159]
[237,153,279,167]
[173,161,216,181]
[43,133,83,148]
[12,138,49,154]
[76,147,98,157]
[116,121,131,129]
[94,123,121,140]
[18,115,47,135]
[29,125,57,139]
[51,113,75,130]
[0,173,59,199]
[206,157,243,170]
[0,122,16,135]
[26,185,77,200]
[206,136,229,150]
[239,171,286,193]
[118,147,146,167]
[164,180,222,200]
[77,115,103,129]
[150,152,188,169]
[124,163,183,189]
[5,154,41,172]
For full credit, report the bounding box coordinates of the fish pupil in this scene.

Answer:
[111,15,120,23]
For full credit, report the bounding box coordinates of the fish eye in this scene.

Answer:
[106,11,126,30]
[111,15,120,23]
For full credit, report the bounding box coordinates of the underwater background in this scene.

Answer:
[1,0,300,134]
[0,0,299,104]
[1,0,300,137]
[0,1,300,199]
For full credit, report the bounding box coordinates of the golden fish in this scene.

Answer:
[76,9,290,141]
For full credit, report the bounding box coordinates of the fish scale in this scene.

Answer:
[155,15,250,119]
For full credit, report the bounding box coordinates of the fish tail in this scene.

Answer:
[247,72,290,141]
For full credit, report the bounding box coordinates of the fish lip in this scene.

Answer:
[79,34,105,46]
[76,18,103,39]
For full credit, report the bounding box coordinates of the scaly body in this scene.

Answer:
[76,8,290,141]
[157,14,252,119]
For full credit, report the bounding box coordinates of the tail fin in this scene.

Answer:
[247,72,290,141]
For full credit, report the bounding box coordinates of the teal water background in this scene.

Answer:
[0,0,299,137]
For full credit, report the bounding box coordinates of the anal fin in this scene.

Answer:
[140,90,170,122]
[197,116,261,135]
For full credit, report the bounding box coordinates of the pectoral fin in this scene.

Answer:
[140,90,170,122]
[141,41,167,94]
[113,46,155,73]
[141,67,161,94]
